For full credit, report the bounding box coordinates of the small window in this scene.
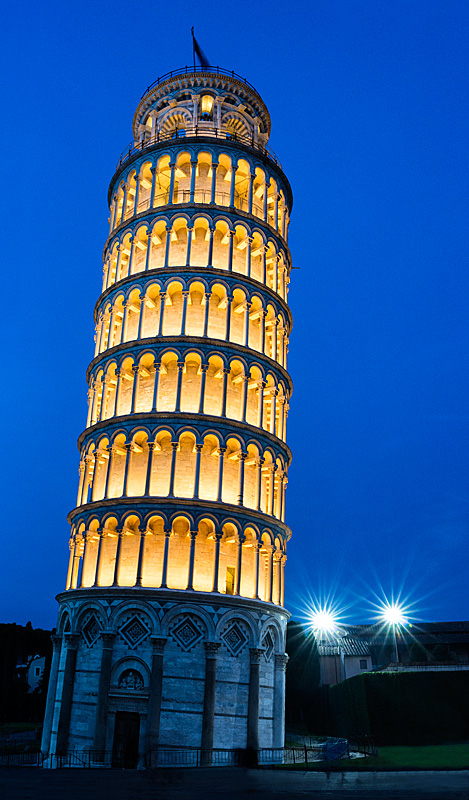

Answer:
[35,666,41,676]
[226,567,235,595]
[359,659,368,670]
[200,95,214,121]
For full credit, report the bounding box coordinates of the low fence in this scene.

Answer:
[0,739,349,769]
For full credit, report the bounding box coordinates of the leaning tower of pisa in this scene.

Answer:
[41,66,293,767]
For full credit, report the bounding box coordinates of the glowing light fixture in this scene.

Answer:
[381,603,407,627]
[378,600,409,664]
[309,607,338,635]
[201,95,214,114]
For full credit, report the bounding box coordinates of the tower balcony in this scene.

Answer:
[115,187,266,226]
[116,126,282,172]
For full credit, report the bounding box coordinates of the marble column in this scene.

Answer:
[247,648,263,751]
[112,529,124,586]
[212,531,223,592]
[151,363,161,411]
[198,365,208,413]
[186,530,198,590]
[216,447,226,501]
[144,442,156,496]
[130,365,140,413]
[210,162,218,204]
[193,444,203,498]
[203,293,211,335]
[66,538,75,590]
[92,632,116,755]
[93,530,105,586]
[146,636,167,764]
[234,533,245,593]
[201,642,221,763]
[254,542,262,599]
[40,635,62,754]
[160,530,171,588]
[55,633,80,755]
[157,292,166,335]
[237,452,247,506]
[79,532,92,588]
[227,230,235,271]
[168,442,178,496]
[225,295,233,341]
[122,443,133,497]
[207,230,214,267]
[135,528,147,586]
[273,654,288,748]
[221,368,230,416]
[174,362,184,412]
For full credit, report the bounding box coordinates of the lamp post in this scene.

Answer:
[310,607,343,684]
[381,603,407,664]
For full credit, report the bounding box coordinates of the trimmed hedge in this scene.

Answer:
[328,671,469,745]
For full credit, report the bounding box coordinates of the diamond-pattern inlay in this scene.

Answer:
[120,615,150,648]
[222,622,248,656]
[82,614,101,647]
[262,630,275,661]
[171,616,203,652]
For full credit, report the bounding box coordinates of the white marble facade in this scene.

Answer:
[42,590,288,761]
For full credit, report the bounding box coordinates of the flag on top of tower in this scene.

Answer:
[191,27,210,68]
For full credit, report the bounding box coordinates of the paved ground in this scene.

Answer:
[1,767,469,800]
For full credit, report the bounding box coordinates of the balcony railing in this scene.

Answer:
[117,127,281,170]
[141,65,259,98]
[117,189,266,228]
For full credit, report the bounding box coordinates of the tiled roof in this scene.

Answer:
[315,621,469,655]
[317,636,372,657]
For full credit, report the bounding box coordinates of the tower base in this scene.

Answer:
[42,589,288,765]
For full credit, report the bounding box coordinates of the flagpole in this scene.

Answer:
[191,27,195,71]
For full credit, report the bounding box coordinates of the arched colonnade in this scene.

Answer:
[78,426,288,521]
[109,151,290,240]
[67,512,287,606]
[103,214,290,299]
[94,279,289,365]
[87,348,289,441]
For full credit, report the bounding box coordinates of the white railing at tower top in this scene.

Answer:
[141,66,260,98]
[116,127,282,171]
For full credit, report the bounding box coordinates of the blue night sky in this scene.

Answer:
[1,1,468,628]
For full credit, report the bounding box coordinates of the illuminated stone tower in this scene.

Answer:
[42,66,293,765]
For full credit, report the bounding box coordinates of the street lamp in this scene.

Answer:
[309,608,338,636]
[309,606,342,683]
[380,602,407,664]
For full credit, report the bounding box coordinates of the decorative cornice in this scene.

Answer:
[106,201,292,254]
[56,586,291,621]
[67,494,292,540]
[77,409,293,462]
[95,266,292,326]
[87,336,292,386]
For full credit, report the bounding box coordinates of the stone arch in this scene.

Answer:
[216,609,258,652]
[222,110,251,138]
[111,656,151,689]
[57,607,72,635]
[110,600,158,636]
[76,603,107,647]
[158,108,192,135]
[162,603,214,637]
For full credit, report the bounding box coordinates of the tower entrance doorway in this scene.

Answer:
[112,711,140,768]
